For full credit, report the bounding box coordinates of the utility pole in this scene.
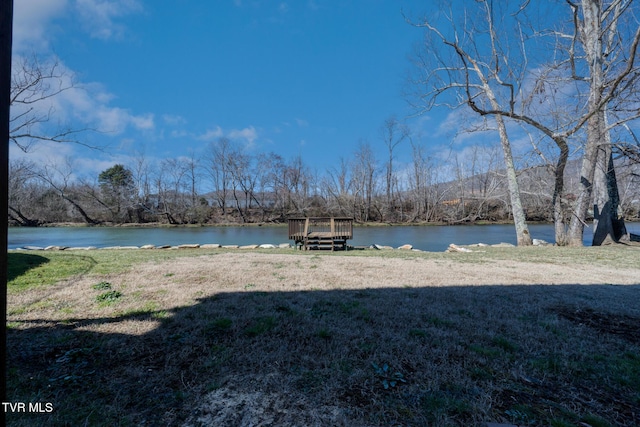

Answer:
[1,0,14,416]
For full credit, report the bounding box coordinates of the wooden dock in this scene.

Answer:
[288,217,353,251]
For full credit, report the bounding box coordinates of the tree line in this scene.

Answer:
[8,137,640,228]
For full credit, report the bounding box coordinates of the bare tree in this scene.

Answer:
[34,159,98,225]
[160,157,198,224]
[408,139,433,221]
[284,155,311,216]
[380,116,408,220]
[206,137,234,219]
[129,150,154,222]
[409,1,533,245]
[615,124,640,165]
[352,141,378,222]
[228,149,253,222]
[410,0,639,245]
[10,54,89,152]
[254,152,286,221]
[8,159,41,226]
[565,0,640,245]
[322,158,353,217]
[183,152,208,223]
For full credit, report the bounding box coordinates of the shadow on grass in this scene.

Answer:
[6,283,640,427]
[7,253,50,282]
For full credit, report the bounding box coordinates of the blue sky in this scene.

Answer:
[12,0,455,179]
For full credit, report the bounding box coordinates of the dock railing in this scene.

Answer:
[288,217,353,250]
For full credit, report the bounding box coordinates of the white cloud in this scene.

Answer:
[162,114,187,126]
[435,110,474,139]
[198,126,224,141]
[13,0,68,51]
[9,136,160,182]
[170,129,190,138]
[13,0,144,50]
[130,113,155,131]
[47,75,154,135]
[11,54,156,154]
[196,125,259,148]
[74,0,143,40]
[10,137,75,165]
[93,108,129,133]
[74,156,128,179]
[228,126,258,146]
[92,107,154,134]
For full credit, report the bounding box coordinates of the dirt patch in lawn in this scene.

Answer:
[553,306,640,345]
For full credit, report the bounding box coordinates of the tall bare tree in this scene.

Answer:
[352,141,378,222]
[410,1,532,245]
[206,137,233,218]
[380,116,408,220]
[410,0,639,245]
[322,157,353,217]
[565,0,640,245]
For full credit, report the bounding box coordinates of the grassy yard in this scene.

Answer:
[6,245,640,426]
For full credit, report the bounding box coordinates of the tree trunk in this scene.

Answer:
[233,188,247,223]
[62,195,98,225]
[8,205,40,227]
[552,138,569,245]
[592,133,628,245]
[567,121,599,245]
[567,0,602,246]
[495,113,532,246]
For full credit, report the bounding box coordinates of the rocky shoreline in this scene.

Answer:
[12,239,553,252]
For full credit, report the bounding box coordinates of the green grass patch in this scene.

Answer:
[206,317,233,335]
[424,315,455,328]
[92,281,112,290]
[95,290,123,306]
[608,352,640,392]
[581,413,611,427]
[491,336,519,352]
[8,252,96,293]
[469,344,500,358]
[243,316,276,337]
[408,328,428,338]
[151,310,170,319]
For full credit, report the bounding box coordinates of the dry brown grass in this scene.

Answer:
[6,247,640,426]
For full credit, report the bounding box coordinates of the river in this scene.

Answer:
[9,223,640,252]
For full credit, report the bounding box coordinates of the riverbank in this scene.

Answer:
[9,222,618,251]
[6,246,640,426]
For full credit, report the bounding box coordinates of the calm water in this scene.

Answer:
[9,223,639,251]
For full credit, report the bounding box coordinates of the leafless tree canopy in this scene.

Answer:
[10,54,92,152]
[406,0,640,245]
